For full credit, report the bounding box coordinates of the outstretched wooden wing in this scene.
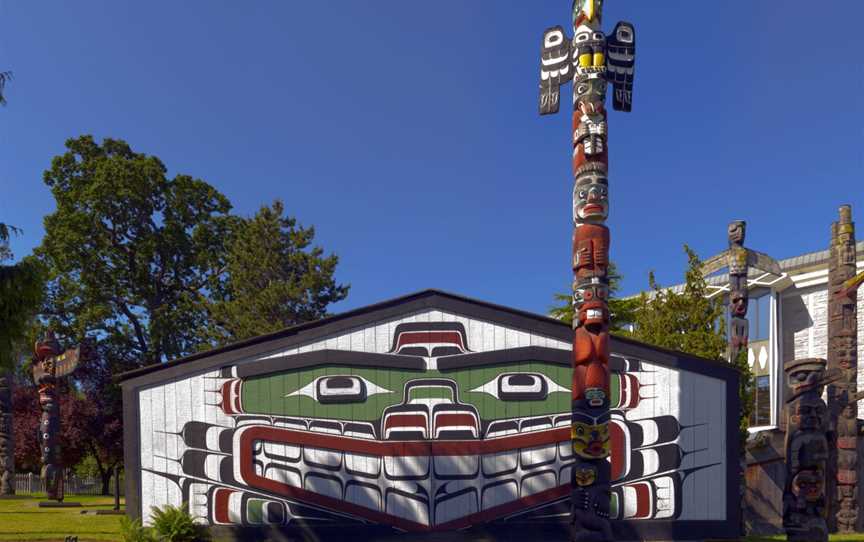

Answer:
[746,250,781,275]
[539,26,573,115]
[606,21,635,112]
[700,251,729,278]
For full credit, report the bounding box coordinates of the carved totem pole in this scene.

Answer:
[783,358,833,542]
[0,372,13,496]
[538,1,635,540]
[32,331,89,501]
[827,205,864,533]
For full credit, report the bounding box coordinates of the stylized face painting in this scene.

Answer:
[729,290,748,317]
[727,221,746,246]
[571,412,610,459]
[165,320,699,529]
[573,29,606,74]
[792,470,823,502]
[573,168,608,222]
[573,75,606,111]
[572,465,598,487]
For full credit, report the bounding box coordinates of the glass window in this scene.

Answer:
[748,294,770,341]
[750,375,771,427]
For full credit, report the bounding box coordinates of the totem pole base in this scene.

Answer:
[37,501,82,508]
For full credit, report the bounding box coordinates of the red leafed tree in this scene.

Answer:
[13,382,93,477]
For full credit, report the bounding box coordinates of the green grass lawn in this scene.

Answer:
[744,537,864,542]
[2,495,864,542]
[0,494,124,542]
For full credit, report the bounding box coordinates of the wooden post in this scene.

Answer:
[538,2,635,540]
[113,465,120,511]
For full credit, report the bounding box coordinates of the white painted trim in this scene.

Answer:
[769,292,780,427]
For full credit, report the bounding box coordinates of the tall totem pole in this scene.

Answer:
[32,331,89,502]
[827,205,864,533]
[538,2,635,540]
[783,358,832,542]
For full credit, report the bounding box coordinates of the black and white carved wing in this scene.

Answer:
[539,25,573,115]
[606,21,635,112]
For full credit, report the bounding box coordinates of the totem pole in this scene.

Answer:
[783,358,834,542]
[32,331,89,502]
[0,372,13,496]
[538,2,635,540]
[827,205,864,533]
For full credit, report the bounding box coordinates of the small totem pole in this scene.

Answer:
[827,204,864,533]
[783,358,833,542]
[32,331,90,502]
[0,372,13,496]
[538,1,635,540]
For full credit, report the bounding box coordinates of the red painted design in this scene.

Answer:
[213,488,234,524]
[238,425,570,458]
[632,482,651,519]
[384,415,428,431]
[395,331,465,351]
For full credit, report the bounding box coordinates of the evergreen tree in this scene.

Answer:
[201,200,349,344]
[629,245,753,441]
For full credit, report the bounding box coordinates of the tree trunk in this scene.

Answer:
[0,371,15,495]
[100,467,112,496]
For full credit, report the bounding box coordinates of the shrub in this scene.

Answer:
[150,503,209,542]
[119,516,155,542]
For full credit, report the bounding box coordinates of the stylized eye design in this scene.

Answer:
[286,375,392,404]
[576,31,590,42]
[316,376,366,404]
[470,372,568,401]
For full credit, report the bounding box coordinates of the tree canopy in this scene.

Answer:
[201,200,349,344]
[32,135,349,491]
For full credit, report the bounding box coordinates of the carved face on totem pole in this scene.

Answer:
[573,165,609,222]
[728,220,746,247]
[785,358,827,399]
[789,396,827,433]
[730,290,748,317]
[571,411,610,459]
[572,465,598,487]
[573,75,606,112]
[573,279,609,329]
[792,470,824,503]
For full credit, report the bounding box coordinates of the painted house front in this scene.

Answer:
[119,290,740,540]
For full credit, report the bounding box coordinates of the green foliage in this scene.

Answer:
[0,258,45,371]
[200,199,349,344]
[149,503,208,542]
[120,516,155,542]
[549,262,637,333]
[38,135,235,366]
[629,245,753,443]
[630,245,727,360]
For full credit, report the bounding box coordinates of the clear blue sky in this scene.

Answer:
[1,1,862,316]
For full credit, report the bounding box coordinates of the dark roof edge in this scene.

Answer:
[116,288,740,386]
[116,289,568,384]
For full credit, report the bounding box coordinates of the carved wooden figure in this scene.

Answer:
[783,358,830,542]
[538,1,635,540]
[826,205,861,533]
[32,331,91,502]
